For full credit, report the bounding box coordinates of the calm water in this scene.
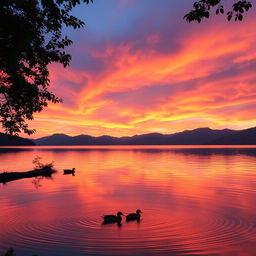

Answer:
[1,146,256,256]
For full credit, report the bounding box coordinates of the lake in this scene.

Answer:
[1,146,256,256]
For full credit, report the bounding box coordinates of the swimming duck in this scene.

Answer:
[126,209,142,221]
[63,168,75,175]
[102,211,124,223]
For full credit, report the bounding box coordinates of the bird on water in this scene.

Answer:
[102,211,124,224]
[126,209,142,221]
[63,168,75,175]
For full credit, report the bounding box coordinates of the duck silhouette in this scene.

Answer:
[102,211,124,224]
[63,168,75,175]
[126,209,142,221]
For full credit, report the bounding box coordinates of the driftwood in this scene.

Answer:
[0,166,55,183]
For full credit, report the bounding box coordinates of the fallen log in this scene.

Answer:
[0,166,56,183]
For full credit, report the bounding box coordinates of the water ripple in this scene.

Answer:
[1,205,255,255]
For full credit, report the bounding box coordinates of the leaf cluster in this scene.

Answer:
[0,0,93,135]
[184,0,252,23]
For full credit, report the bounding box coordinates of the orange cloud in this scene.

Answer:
[25,13,256,138]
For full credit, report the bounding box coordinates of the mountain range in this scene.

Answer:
[33,127,256,145]
[0,133,35,146]
[1,127,255,146]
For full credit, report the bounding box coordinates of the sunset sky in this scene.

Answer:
[28,0,256,138]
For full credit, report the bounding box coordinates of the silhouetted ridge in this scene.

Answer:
[34,133,72,145]
[168,127,235,145]
[34,127,238,145]
[209,127,256,145]
[0,133,35,146]
[123,133,165,145]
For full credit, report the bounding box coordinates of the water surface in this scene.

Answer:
[1,146,256,256]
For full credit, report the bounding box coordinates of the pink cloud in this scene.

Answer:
[27,7,256,138]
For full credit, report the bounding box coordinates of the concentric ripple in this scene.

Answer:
[1,203,256,256]
[1,146,256,256]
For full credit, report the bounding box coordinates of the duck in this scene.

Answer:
[126,209,142,221]
[102,211,124,224]
[63,168,75,175]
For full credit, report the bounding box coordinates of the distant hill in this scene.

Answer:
[34,127,241,145]
[4,126,256,146]
[0,133,35,146]
[210,127,256,145]
[34,133,120,145]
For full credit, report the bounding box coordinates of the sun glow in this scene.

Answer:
[21,1,256,138]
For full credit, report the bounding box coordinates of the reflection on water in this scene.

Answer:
[1,146,256,256]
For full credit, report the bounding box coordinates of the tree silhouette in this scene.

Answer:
[184,0,252,23]
[0,0,93,135]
